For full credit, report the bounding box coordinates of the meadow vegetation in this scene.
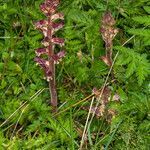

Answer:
[0,0,150,149]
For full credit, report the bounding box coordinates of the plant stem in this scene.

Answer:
[48,15,57,112]
[49,61,57,111]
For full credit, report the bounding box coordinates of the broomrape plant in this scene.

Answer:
[100,12,118,67]
[34,0,65,111]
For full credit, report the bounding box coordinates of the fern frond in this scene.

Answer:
[132,16,150,25]
[128,29,150,37]
[115,46,150,86]
[143,6,150,14]
[127,15,150,46]
[136,54,150,85]
[126,58,136,77]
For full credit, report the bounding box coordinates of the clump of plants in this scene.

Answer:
[34,0,65,111]
[0,0,149,149]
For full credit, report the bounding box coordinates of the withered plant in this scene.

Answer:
[82,12,119,122]
[100,12,118,66]
[34,0,65,111]
[97,12,119,121]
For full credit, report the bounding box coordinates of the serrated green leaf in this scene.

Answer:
[114,46,150,86]
[132,16,150,25]
[126,59,136,77]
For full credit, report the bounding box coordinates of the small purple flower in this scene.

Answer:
[52,50,66,64]
[51,13,64,21]
[40,0,59,15]
[42,37,50,47]
[52,22,64,33]
[51,37,65,46]
[34,57,53,81]
[45,69,53,81]
[34,20,48,29]
[34,57,49,69]
[34,20,48,37]
[35,48,48,56]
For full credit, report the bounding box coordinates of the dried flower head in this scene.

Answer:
[101,12,116,26]
[100,11,118,67]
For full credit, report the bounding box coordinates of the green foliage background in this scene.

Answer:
[0,0,149,149]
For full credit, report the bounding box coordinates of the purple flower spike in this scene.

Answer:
[34,0,65,111]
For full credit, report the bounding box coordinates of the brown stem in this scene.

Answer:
[48,14,58,112]
[106,41,112,59]
[49,66,57,112]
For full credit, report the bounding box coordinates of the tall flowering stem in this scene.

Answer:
[34,0,65,112]
[100,12,118,66]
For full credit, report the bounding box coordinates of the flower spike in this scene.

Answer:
[100,11,118,66]
[34,0,65,112]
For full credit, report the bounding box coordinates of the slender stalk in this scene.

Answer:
[47,15,57,111]
[49,66,57,111]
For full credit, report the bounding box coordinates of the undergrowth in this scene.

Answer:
[0,0,149,149]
